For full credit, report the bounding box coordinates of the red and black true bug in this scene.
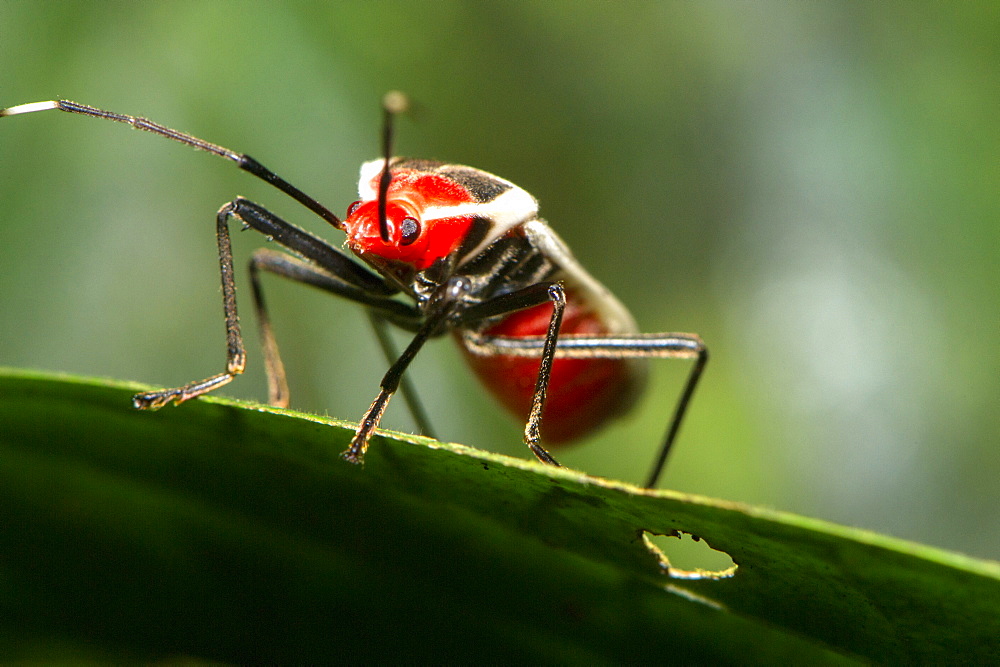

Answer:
[1,93,707,488]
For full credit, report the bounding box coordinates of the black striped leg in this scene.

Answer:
[457,282,568,467]
[368,312,437,438]
[248,249,291,408]
[459,327,708,488]
[341,278,562,465]
[246,248,434,438]
[521,285,565,467]
[133,198,410,410]
[645,342,707,488]
[342,276,472,464]
[132,202,247,409]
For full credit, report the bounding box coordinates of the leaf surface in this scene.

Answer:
[1,369,997,662]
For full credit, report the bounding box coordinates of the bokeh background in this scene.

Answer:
[1,2,996,559]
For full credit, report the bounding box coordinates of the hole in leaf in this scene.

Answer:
[642,530,737,580]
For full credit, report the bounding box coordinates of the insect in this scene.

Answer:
[1,93,707,488]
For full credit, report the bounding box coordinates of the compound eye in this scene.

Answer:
[400,216,421,246]
[346,200,362,217]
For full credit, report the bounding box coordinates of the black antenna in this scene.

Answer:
[377,91,409,243]
[0,100,345,230]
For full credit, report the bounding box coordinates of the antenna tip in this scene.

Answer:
[0,100,60,117]
[381,90,409,115]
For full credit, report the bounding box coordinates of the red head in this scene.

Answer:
[342,161,478,275]
[341,158,539,282]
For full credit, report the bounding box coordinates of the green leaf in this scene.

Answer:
[1,368,998,662]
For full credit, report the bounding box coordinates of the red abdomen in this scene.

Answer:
[459,290,644,444]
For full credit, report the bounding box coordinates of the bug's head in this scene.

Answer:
[342,163,476,276]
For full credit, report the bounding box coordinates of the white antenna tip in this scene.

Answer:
[0,100,60,117]
[381,90,409,115]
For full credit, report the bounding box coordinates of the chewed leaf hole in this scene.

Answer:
[642,530,737,580]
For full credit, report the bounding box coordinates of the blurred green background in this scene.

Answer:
[1,2,996,559]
